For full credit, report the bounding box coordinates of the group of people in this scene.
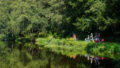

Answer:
[85,33,104,43]
[72,32,104,43]
[85,54,104,65]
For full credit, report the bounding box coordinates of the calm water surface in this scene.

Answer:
[0,41,119,68]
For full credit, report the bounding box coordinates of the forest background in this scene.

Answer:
[0,0,120,42]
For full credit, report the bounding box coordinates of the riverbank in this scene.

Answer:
[36,37,120,60]
[1,41,118,68]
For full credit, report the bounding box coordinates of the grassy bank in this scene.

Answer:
[35,37,120,60]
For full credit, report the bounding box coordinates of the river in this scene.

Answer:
[0,41,119,68]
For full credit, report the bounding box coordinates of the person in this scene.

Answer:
[90,58,93,63]
[85,35,90,41]
[88,35,90,41]
[101,57,104,60]
[91,33,94,40]
[101,38,104,42]
[73,33,77,40]
[98,33,100,38]
[95,33,99,43]
[98,33,101,42]
[90,33,94,42]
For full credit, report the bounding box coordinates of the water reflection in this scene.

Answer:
[85,54,104,65]
[0,41,119,68]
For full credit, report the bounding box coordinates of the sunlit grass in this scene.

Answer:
[36,37,120,60]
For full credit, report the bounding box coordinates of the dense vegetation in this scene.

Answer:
[0,40,119,68]
[1,41,87,68]
[36,37,120,60]
[0,0,120,68]
[0,0,120,41]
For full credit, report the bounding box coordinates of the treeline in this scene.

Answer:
[0,0,120,41]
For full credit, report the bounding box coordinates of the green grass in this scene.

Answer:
[36,37,120,60]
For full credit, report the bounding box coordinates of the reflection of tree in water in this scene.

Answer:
[0,41,119,68]
[0,42,48,68]
[45,51,91,68]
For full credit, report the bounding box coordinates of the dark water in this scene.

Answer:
[0,41,119,68]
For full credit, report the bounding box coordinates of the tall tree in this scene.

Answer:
[0,0,65,39]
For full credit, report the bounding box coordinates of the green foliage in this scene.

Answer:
[63,0,120,38]
[0,41,48,68]
[0,34,6,40]
[0,0,120,40]
[0,0,64,40]
[36,37,120,60]
[86,42,120,59]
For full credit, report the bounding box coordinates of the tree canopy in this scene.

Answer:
[0,0,120,40]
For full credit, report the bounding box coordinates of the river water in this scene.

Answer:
[0,41,119,68]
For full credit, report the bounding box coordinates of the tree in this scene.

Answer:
[0,0,65,40]
[63,0,120,38]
